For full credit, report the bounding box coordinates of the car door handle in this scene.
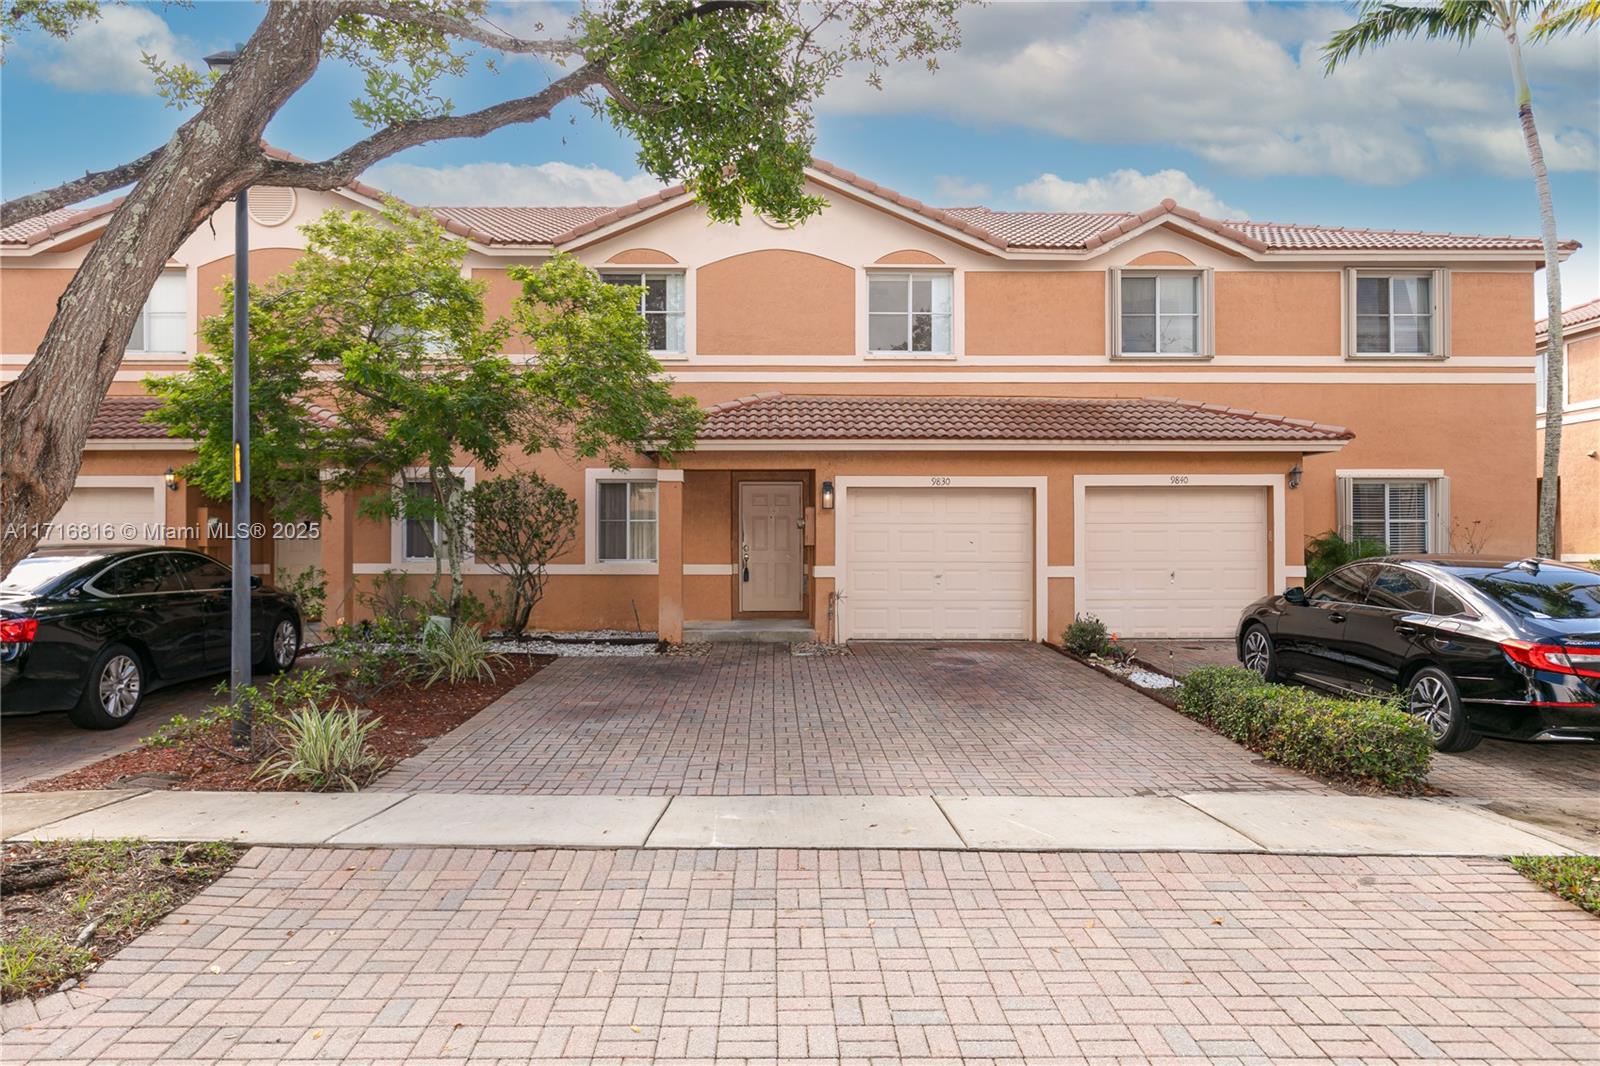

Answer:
[1394,623,1418,637]
[1327,612,1346,623]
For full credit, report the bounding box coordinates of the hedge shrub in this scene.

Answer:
[1178,665,1432,793]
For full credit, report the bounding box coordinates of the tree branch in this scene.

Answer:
[335,1,583,56]
[255,63,606,191]
[0,146,166,230]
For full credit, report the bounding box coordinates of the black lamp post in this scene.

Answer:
[204,47,254,746]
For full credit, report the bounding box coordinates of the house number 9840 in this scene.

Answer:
[1170,475,1190,484]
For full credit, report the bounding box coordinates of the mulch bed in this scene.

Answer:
[21,654,553,794]
[1,839,241,1001]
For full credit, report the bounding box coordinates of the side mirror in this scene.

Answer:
[1284,586,1307,605]
[249,574,263,589]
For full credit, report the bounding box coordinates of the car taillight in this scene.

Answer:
[1501,639,1600,678]
[0,618,38,644]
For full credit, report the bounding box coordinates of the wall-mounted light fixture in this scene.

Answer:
[1287,463,1302,490]
[164,467,180,492]
[821,480,835,510]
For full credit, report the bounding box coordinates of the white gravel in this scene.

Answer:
[1127,667,1180,690]
[489,639,657,657]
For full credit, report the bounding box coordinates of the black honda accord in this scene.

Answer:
[1,548,302,729]
[1236,556,1600,752]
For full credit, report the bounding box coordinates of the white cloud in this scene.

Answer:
[931,175,991,203]
[1014,168,1245,218]
[362,160,663,206]
[822,3,1600,185]
[32,5,194,96]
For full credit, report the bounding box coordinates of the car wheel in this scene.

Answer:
[68,643,145,730]
[1406,666,1481,753]
[257,615,300,674]
[1240,624,1278,681]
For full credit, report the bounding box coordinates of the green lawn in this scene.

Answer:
[1510,855,1600,915]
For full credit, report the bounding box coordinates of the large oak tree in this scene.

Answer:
[0,0,963,573]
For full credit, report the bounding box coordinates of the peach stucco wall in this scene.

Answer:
[1568,332,1600,404]
[1451,272,1535,357]
[196,248,304,348]
[876,249,945,265]
[1128,251,1195,266]
[696,250,855,355]
[606,248,677,264]
[964,272,1105,356]
[1,268,73,352]
[471,267,535,355]
[1213,272,1341,356]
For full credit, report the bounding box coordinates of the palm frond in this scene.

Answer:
[1322,1,1497,73]
[1529,0,1600,39]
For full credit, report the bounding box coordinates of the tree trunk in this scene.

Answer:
[0,2,340,574]
[1500,12,1567,558]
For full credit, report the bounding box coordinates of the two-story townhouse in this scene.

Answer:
[1536,297,1600,563]
[1,160,1574,641]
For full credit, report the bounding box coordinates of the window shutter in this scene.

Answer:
[1432,476,1451,552]
[1336,475,1353,540]
[1201,267,1216,357]
[1342,267,1358,358]
[1107,267,1122,356]
[1432,269,1451,357]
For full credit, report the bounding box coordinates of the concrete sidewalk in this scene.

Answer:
[2,787,1587,856]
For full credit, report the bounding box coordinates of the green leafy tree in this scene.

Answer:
[0,0,964,574]
[464,473,580,636]
[1324,1,1599,557]
[150,202,700,616]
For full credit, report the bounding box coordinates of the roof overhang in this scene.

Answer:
[684,437,1349,453]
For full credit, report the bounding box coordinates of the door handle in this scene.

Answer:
[1394,623,1418,637]
[1327,611,1346,623]
[740,540,750,582]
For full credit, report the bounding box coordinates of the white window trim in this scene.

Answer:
[1344,268,1451,359]
[388,465,476,570]
[863,268,957,360]
[582,467,661,574]
[1107,266,1215,360]
[126,269,189,356]
[599,269,688,360]
[1535,341,1570,414]
[1334,469,1451,553]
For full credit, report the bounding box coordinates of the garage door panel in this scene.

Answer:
[1083,485,1268,638]
[847,487,1033,640]
[46,485,163,545]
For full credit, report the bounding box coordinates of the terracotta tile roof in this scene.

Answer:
[5,152,1574,256]
[87,393,337,439]
[698,393,1351,444]
[88,395,170,439]
[1537,296,1600,336]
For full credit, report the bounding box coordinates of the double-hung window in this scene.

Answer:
[1350,480,1431,553]
[1353,273,1437,356]
[602,272,685,355]
[597,481,657,563]
[400,475,464,562]
[868,272,952,356]
[128,271,187,354]
[1119,273,1200,356]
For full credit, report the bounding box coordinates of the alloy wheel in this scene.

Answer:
[98,654,141,719]
[1408,674,1452,739]
[273,620,298,667]
[1242,629,1271,677]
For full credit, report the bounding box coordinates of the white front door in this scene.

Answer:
[740,481,804,612]
[1081,485,1269,638]
[845,487,1033,639]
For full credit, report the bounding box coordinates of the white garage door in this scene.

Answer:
[45,485,163,545]
[1081,485,1267,638]
[846,487,1033,639]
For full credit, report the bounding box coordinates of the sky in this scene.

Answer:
[3,0,1597,315]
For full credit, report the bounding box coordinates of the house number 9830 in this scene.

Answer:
[930,476,953,486]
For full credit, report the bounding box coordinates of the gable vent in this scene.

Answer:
[247,186,297,227]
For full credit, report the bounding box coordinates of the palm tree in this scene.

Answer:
[1323,1,1598,558]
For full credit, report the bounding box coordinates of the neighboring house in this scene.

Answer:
[1536,297,1600,563]
[1,160,1574,640]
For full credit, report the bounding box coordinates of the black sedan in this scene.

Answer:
[1236,556,1600,752]
[1,548,302,729]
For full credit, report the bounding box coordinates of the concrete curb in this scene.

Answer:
[3,788,1584,856]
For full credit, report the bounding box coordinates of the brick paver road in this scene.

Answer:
[4,846,1595,1064]
[1139,639,1600,846]
[378,643,1320,797]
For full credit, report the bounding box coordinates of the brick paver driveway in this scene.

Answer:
[378,643,1319,797]
[1140,639,1600,846]
[6,846,1596,1064]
